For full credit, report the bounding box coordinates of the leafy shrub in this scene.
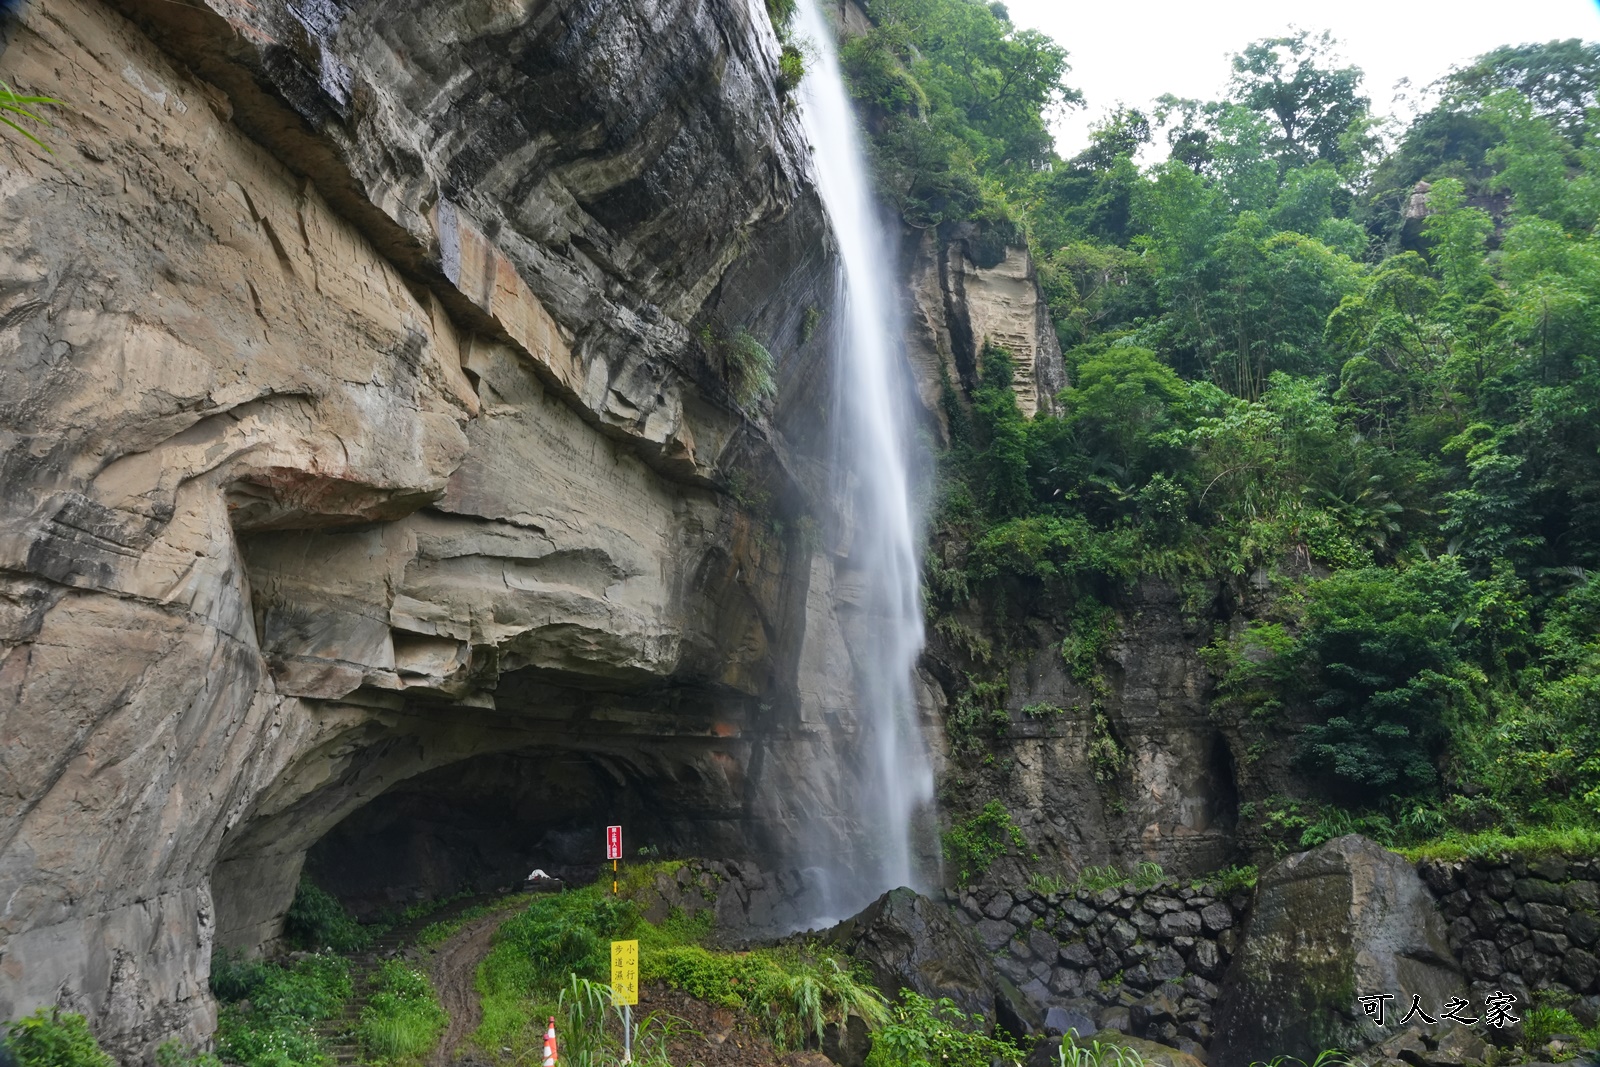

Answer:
[778,46,805,95]
[1201,864,1258,894]
[865,992,1025,1067]
[283,878,373,953]
[358,961,446,1063]
[210,948,273,1001]
[213,954,350,1067]
[1131,861,1166,889]
[4,1009,114,1067]
[942,801,1027,885]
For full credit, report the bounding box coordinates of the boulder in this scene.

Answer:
[822,888,998,1023]
[1212,835,1466,1065]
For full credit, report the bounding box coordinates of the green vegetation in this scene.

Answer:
[358,961,447,1064]
[865,992,1026,1067]
[1400,825,1600,863]
[417,893,532,948]
[212,953,351,1067]
[942,799,1027,885]
[0,80,61,151]
[474,874,885,1062]
[3,1009,114,1067]
[283,877,375,953]
[156,1040,225,1067]
[851,7,1600,850]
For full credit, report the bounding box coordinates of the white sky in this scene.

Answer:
[999,0,1600,158]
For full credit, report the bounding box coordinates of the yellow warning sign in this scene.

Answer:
[610,939,639,1006]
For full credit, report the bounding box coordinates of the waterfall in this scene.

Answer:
[792,0,937,916]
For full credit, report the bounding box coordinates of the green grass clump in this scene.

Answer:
[474,880,885,1060]
[1027,872,1069,896]
[865,992,1024,1067]
[1399,825,1600,863]
[3,1009,114,1067]
[475,888,639,1052]
[358,961,447,1064]
[417,893,534,948]
[212,953,350,1067]
[1197,864,1258,894]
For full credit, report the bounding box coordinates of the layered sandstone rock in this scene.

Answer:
[0,0,871,1056]
[905,230,1068,431]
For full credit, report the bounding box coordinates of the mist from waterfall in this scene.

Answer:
[792,0,937,919]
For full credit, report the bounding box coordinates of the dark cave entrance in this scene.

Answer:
[303,744,753,918]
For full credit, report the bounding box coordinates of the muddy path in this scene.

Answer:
[426,902,523,1067]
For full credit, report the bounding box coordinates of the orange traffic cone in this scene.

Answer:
[543,1016,558,1067]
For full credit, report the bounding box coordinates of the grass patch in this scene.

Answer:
[212,953,350,1067]
[1398,825,1600,863]
[417,893,534,948]
[358,960,447,1064]
[473,876,885,1062]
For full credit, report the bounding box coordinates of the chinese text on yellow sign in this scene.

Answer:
[610,940,639,1006]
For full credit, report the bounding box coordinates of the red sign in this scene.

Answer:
[606,825,622,861]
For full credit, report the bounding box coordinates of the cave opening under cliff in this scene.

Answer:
[302,743,754,918]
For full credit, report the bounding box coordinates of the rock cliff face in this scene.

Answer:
[0,0,876,1055]
[905,226,1067,430]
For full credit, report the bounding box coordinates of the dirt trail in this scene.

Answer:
[426,902,523,1067]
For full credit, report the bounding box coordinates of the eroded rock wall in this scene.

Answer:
[905,230,1067,431]
[0,0,872,1056]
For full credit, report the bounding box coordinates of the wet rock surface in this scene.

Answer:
[1213,836,1467,1067]
[0,0,851,1055]
[822,887,1000,1024]
[1417,854,1600,1046]
[955,878,1248,1056]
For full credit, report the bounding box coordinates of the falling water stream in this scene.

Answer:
[792,0,937,916]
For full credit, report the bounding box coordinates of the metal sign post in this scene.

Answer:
[610,939,639,1063]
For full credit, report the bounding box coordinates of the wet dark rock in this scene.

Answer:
[1060,941,1096,968]
[1529,856,1568,882]
[1212,835,1465,1065]
[1044,1005,1098,1038]
[984,892,1016,920]
[822,888,998,1024]
[1159,910,1202,938]
[1565,880,1600,911]
[1524,902,1569,932]
[978,919,1016,951]
[1562,949,1599,994]
[1569,911,1599,946]
[1462,939,1504,978]
[1198,902,1232,933]
[1514,878,1564,905]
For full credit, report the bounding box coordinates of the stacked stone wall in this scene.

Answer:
[953,881,1252,1055]
[1419,855,1600,1030]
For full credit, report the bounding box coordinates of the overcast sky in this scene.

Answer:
[998,0,1600,158]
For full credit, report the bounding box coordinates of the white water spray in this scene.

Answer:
[793,0,937,914]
